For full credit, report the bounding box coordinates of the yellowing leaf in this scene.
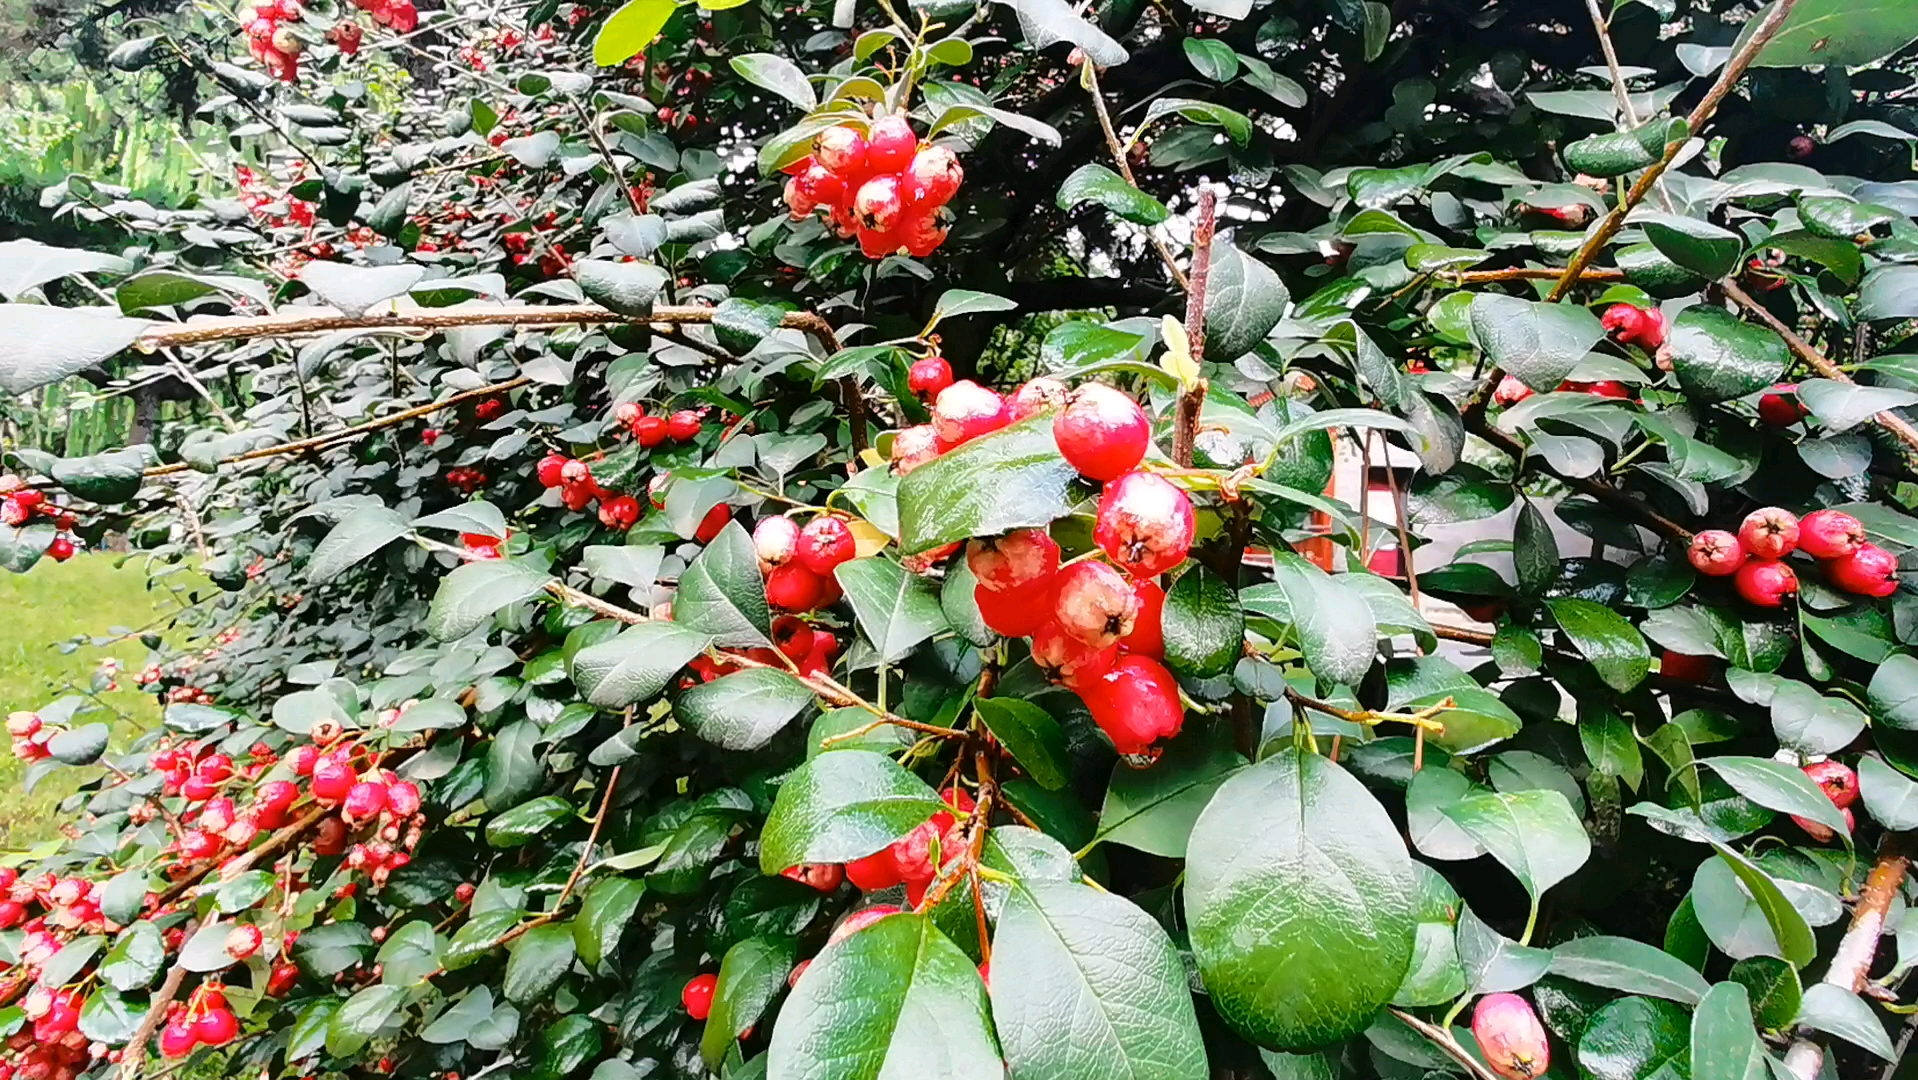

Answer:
[593,0,677,67]
[1160,315,1199,389]
[848,518,891,557]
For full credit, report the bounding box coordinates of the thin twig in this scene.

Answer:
[1082,63,1189,291]
[116,919,198,1080]
[1171,188,1217,468]
[1388,1008,1501,1080]
[1583,0,1640,128]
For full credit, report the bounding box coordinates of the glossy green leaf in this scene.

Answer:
[486,795,574,847]
[1575,996,1691,1080]
[703,937,797,1066]
[677,519,773,648]
[835,557,950,663]
[1094,732,1245,858]
[677,667,814,750]
[760,750,944,873]
[1442,789,1591,904]
[1161,566,1243,678]
[1056,163,1169,225]
[427,559,553,641]
[1548,935,1711,1005]
[594,0,675,66]
[1470,294,1604,391]
[1546,598,1650,692]
[574,877,645,967]
[1666,305,1790,405]
[974,697,1070,791]
[571,621,712,707]
[502,921,577,1005]
[1203,239,1288,362]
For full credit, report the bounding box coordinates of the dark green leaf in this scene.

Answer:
[897,415,1079,554]
[1161,567,1244,678]
[759,750,944,873]
[677,668,814,750]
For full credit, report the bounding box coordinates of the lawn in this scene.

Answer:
[0,554,195,847]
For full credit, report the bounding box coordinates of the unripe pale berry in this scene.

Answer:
[1094,472,1195,578]
[1799,509,1866,560]
[1053,562,1141,649]
[907,355,953,398]
[1471,993,1549,1080]
[1492,374,1533,406]
[1804,760,1858,809]
[1738,507,1799,560]
[932,382,1009,450]
[1733,558,1798,608]
[966,529,1060,592]
[1827,543,1898,598]
[890,425,940,475]
[1686,530,1746,577]
[1078,654,1183,755]
[1054,383,1151,481]
[1007,377,1068,422]
[797,516,856,577]
[753,515,800,570]
[224,924,263,960]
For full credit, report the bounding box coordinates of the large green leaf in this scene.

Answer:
[897,415,1079,554]
[1204,239,1289,362]
[1548,935,1711,1005]
[1185,748,1416,1051]
[1469,294,1604,391]
[571,621,713,707]
[703,937,798,1067]
[78,988,146,1045]
[1575,996,1691,1080]
[1546,598,1650,692]
[1093,732,1245,858]
[1699,844,1816,967]
[1162,566,1244,679]
[1690,982,1766,1080]
[759,750,944,873]
[427,559,553,641]
[1243,552,1377,685]
[483,719,543,809]
[1056,163,1169,225]
[593,0,675,65]
[677,667,815,750]
[766,913,999,1080]
[52,447,147,504]
[1748,0,1918,68]
[835,557,950,663]
[991,880,1208,1079]
[1666,306,1789,405]
[573,260,667,315]
[502,921,577,1005]
[99,922,164,992]
[309,506,409,583]
[974,698,1071,791]
[0,240,129,300]
[1442,789,1591,905]
[486,795,574,848]
[574,877,645,967]
[0,305,148,395]
[729,53,816,110]
[1858,753,1918,829]
[677,520,773,647]
[1702,756,1848,836]
[1867,651,1918,730]
[1794,983,1897,1059]
[1635,212,1745,280]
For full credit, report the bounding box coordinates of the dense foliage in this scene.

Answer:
[3,0,1918,1077]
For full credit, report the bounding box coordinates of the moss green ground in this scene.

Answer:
[0,555,189,847]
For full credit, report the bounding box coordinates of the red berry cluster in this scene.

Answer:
[1794,759,1859,841]
[445,467,488,494]
[349,0,417,34]
[838,787,975,905]
[612,402,705,449]
[237,0,307,81]
[751,515,854,613]
[6,712,55,763]
[0,478,81,563]
[683,616,839,684]
[1687,507,1896,607]
[12,981,90,1078]
[782,115,962,260]
[891,378,1194,757]
[158,986,240,1058]
[234,165,316,231]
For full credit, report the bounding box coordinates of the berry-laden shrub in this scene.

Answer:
[6,0,1918,1078]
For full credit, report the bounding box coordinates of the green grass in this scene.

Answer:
[0,554,189,848]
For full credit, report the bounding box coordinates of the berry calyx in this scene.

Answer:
[1686,530,1746,577]
[1007,377,1069,422]
[681,974,718,1020]
[907,355,954,399]
[1798,509,1866,560]
[931,382,1009,450]
[1053,561,1141,649]
[1827,543,1898,598]
[1094,471,1196,578]
[797,516,857,577]
[1053,383,1151,482]
[1471,993,1549,1080]
[1804,760,1859,809]
[1733,558,1798,608]
[966,529,1060,592]
[1031,620,1119,687]
[1737,507,1799,560]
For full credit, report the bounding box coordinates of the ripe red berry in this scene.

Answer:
[753,515,800,570]
[974,574,1058,639]
[310,756,356,803]
[932,381,1009,450]
[907,355,954,398]
[1472,993,1549,1080]
[1493,374,1534,406]
[1077,654,1184,756]
[313,816,348,856]
[1122,579,1165,656]
[1757,383,1809,428]
[796,517,857,577]
[1804,760,1859,809]
[813,126,869,177]
[1788,134,1816,160]
[779,863,844,893]
[667,410,702,442]
[771,615,816,663]
[1054,384,1151,481]
[614,402,644,429]
[1031,620,1119,687]
[635,415,669,448]
[694,503,731,544]
[1556,379,1632,399]
[844,850,901,892]
[1053,562,1142,649]
[853,175,908,234]
[288,744,320,777]
[193,1007,238,1047]
[1827,543,1898,598]
[1686,530,1746,577]
[224,924,263,960]
[342,781,388,822]
[159,1018,197,1059]
[766,561,827,612]
[47,537,74,562]
[896,210,948,258]
[866,114,917,172]
[1660,651,1714,684]
[475,398,506,422]
[1007,377,1069,422]
[1738,507,1800,560]
[1799,509,1866,560]
[890,425,941,475]
[598,495,641,531]
[560,459,592,486]
[1793,805,1854,843]
[966,529,1060,592]
[1733,558,1798,608]
[904,144,962,207]
[681,974,718,1020]
[1600,303,1667,351]
[1094,472,1196,578]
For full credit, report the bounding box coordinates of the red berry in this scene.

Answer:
[966,529,1060,592]
[907,355,954,398]
[865,114,917,173]
[771,615,816,662]
[454,882,476,904]
[890,425,941,475]
[635,415,669,448]
[812,126,869,177]
[779,863,844,893]
[1094,472,1196,578]
[1078,654,1184,756]
[766,561,827,612]
[1472,993,1549,1080]
[1007,377,1069,422]
[753,515,800,569]
[694,503,731,544]
[801,629,839,676]
[598,495,641,530]
[681,974,718,1020]
[1827,543,1898,598]
[614,402,644,429]
[932,382,1008,450]
[560,459,593,486]
[1686,530,1746,577]
[475,399,505,422]
[903,144,962,207]
[844,850,901,892]
[896,210,948,258]
[1804,760,1859,809]
[853,175,907,234]
[828,904,902,944]
[158,1019,197,1059]
[1660,651,1714,684]
[47,537,74,562]
[288,745,320,777]
[1054,383,1151,481]
[1031,620,1119,687]
[974,575,1058,639]
[1556,379,1632,399]
[1122,579,1165,657]
[313,816,347,856]
[342,781,388,822]
[1788,135,1815,159]
[667,410,702,442]
[1600,303,1667,351]
[192,1007,238,1048]
[310,756,356,803]
[796,517,857,577]
[224,924,263,959]
[1493,374,1534,406]
[1758,383,1809,428]
[1799,509,1866,560]
[1793,806,1854,843]
[1053,561,1141,649]
[1738,507,1800,560]
[1733,558,1798,608]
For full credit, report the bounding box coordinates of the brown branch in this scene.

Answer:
[117,919,198,1080]
[1721,280,1918,461]
[1172,189,1217,469]
[1083,64,1190,292]
[1445,267,1626,286]
[1388,1008,1502,1080]
[1473,423,1693,542]
[1583,0,1641,128]
[1782,836,1910,1079]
